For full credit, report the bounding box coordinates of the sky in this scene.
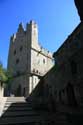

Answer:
[0,0,80,68]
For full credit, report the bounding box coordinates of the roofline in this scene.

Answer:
[53,22,82,57]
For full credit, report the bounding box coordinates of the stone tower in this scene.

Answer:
[7,20,54,97]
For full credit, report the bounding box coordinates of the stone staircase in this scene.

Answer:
[0,97,55,125]
[0,97,71,125]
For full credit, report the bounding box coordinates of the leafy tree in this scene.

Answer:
[0,63,12,86]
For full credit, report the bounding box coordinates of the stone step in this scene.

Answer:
[2,111,45,117]
[6,97,25,102]
[2,106,32,113]
[1,97,68,125]
[3,106,33,112]
[2,111,48,118]
[4,102,31,107]
[0,114,53,125]
[55,121,69,125]
[55,115,66,120]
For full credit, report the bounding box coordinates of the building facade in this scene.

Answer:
[7,20,54,97]
[41,22,83,108]
[30,23,83,125]
[52,22,83,106]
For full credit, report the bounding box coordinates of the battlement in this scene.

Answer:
[10,20,53,59]
[29,20,37,25]
[10,20,53,58]
[10,34,16,42]
[39,45,53,59]
[10,20,38,42]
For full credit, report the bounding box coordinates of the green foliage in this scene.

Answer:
[5,70,13,84]
[0,63,12,85]
[0,63,7,82]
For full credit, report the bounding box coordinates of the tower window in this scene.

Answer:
[20,46,23,51]
[33,69,35,72]
[14,50,16,55]
[43,59,45,64]
[16,71,20,76]
[16,58,19,64]
[35,78,36,83]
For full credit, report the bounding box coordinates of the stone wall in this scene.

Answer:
[30,22,83,108]
[44,22,83,106]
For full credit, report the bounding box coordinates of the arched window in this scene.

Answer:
[20,46,23,52]
[14,50,16,55]
[16,58,19,64]
[43,59,45,64]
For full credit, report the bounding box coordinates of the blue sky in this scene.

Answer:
[0,0,80,68]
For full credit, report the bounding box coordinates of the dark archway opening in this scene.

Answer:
[16,84,22,96]
[66,83,77,107]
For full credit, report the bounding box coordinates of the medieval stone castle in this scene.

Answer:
[0,1,83,124]
[7,20,54,97]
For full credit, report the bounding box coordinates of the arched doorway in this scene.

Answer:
[66,83,77,106]
[16,84,22,96]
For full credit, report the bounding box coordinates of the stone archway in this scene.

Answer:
[16,84,22,96]
[66,83,77,106]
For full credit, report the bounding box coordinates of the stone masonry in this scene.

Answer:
[42,22,83,107]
